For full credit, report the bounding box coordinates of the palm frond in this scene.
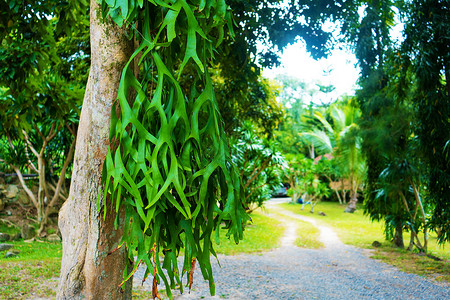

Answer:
[330,106,346,132]
[314,111,334,135]
[300,130,333,154]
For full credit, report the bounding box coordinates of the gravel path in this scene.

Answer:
[134,202,450,299]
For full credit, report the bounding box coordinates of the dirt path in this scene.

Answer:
[133,202,450,300]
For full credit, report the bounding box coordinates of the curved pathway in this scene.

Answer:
[134,201,450,299]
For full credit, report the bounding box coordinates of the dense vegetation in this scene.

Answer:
[0,0,448,298]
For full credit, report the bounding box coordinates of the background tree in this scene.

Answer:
[231,123,286,212]
[339,0,448,248]
[300,99,365,212]
[401,0,450,243]
[0,0,89,234]
[284,154,330,213]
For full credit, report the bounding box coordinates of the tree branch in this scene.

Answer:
[245,183,267,200]
[11,164,38,209]
[48,183,68,201]
[244,155,272,189]
[5,130,19,157]
[34,124,46,141]
[46,137,76,209]
[409,179,428,252]
[22,130,39,158]
[46,123,61,142]
[66,122,77,137]
[240,151,249,178]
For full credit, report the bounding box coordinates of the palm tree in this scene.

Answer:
[301,99,366,212]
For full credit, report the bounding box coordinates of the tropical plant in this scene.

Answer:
[314,155,346,204]
[284,154,330,213]
[231,124,286,212]
[300,99,366,212]
[379,159,428,251]
[96,1,249,298]
[0,0,88,234]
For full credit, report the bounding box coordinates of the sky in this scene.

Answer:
[261,5,405,106]
[262,41,360,105]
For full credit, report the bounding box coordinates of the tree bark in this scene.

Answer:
[344,191,357,213]
[410,181,428,252]
[38,137,76,236]
[57,1,134,298]
[345,175,358,213]
[394,218,405,249]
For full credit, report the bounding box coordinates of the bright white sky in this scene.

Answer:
[262,41,360,105]
[262,5,405,106]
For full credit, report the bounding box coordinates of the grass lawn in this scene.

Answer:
[0,241,62,299]
[280,201,386,248]
[280,201,450,283]
[0,209,283,299]
[214,209,284,255]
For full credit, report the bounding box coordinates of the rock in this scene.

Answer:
[318,211,327,216]
[4,250,20,258]
[47,233,61,242]
[5,184,19,199]
[372,241,382,248]
[0,233,11,242]
[0,243,13,252]
[21,224,35,240]
[17,190,30,206]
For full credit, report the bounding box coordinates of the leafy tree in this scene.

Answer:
[343,0,447,249]
[274,75,327,157]
[0,0,89,234]
[231,123,286,212]
[213,56,285,137]
[284,154,330,213]
[315,154,346,204]
[401,0,450,243]
[213,0,355,138]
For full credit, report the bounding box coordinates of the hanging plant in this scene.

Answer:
[98,0,247,298]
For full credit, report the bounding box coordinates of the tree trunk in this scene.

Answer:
[57,1,134,298]
[334,189,342,204]
[37,137,76,236]
[410,181,427,252]
[393,219,405,248]
[341,190,347,204]
[310,144,315,159]
[344,191,357,213]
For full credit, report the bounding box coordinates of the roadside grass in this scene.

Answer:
[371,248,450,283]
[280,201,450,284]
[280,201,386,248]
[214,209,284,255]
[0,209,283,298]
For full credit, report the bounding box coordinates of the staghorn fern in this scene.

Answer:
[98,0,248,298]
